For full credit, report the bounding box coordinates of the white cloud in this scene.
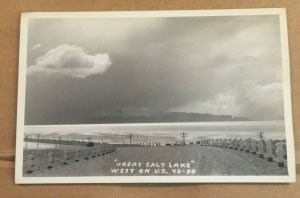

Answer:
[239,82,284,120]
[173,81,284,120]
[172,91,238,116]
[27,44,111,78]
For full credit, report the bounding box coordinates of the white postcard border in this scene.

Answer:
[15,8,296,184]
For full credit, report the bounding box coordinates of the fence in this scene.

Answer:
[23,145,116,175]
[113,142,162,147]
[198,138,287,167]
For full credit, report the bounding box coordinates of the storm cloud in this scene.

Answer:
[25,15,285,125]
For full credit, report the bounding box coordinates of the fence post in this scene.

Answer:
[228,138,233,149]
[233,138,238,150]
[100,145,103,155]
[209,139,215,146]
[238,139,244,151]
[251,139,257,154]
[47,151,54,169]
[97,146,102,156]
[75,150,80,162]
[220,138,223,147]
[62,150,69,165]
[258,140,266,158]
[101,146,105,154]
[25,154,35,174]
[208,139,211,146]
[219,139,224,148]
[223,138,227,148]
[266,140,274,162]
[218,139,222,147]
[87,148,92,159]
[91,147,96,158]
[276,142,287,167]
[244,139,251,153]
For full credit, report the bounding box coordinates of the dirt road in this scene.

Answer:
[31,145,287,176]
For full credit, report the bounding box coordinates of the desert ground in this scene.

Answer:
[24,145,288,176]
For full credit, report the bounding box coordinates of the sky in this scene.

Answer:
[25,15,285,125]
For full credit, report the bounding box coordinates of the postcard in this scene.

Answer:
[15,8,295,183]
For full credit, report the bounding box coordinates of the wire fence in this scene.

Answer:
[23,145,116,175]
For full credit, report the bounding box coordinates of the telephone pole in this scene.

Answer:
[257,132,264,140]
[25,135,28,150]
[36,134,40,149]
[129,133,132,145]
[181,132,187,145]
[59,137,62,147]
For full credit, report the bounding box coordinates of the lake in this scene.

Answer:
[24,121,286,144]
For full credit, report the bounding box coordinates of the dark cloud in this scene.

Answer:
[25,15,284,125]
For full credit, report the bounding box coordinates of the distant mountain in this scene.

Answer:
[89,111,250,123]
[27,132,104,141]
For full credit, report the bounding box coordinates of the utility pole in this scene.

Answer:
[25,135,28,150]
[129,133,132,145]
[181,132,187,145]
[257,132,264,140]
[59,137,62,147]
[36,134,40,149]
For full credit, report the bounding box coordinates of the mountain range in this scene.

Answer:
[88,110,250,124]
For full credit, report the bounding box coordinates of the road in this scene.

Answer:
[31,145,287,176]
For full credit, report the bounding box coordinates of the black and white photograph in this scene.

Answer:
[15,9,295,183]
